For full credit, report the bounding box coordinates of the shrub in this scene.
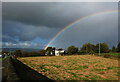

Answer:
[78,51,86,55]
[89,50,95,55]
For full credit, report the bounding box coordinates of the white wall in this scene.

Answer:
[55,50,64,56]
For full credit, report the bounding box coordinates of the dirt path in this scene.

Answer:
[2,57,19,81]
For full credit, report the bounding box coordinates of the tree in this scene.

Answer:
[95,43,109,53]
[40,49,46,56]
[112,46,116,52]
[117,42,120,52]
[21,51,29,57]
[102,43,109,53]
[46,47,53,55]
[45,47,55,56]
[30,51,39,56]
[67,45,78,54]
[14,50,22,57]
[80,43,88,53]
[52,47,55,55]
[80,43,95,53]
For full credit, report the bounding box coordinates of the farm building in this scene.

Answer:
[55,48,65,56]
[45,47,65,56]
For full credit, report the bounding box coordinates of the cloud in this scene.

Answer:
[2,2,118,49]
[2,35,18,43]
[3,2,117,28]
[2,41,44,48]
[51,13,118,49]
[2,0,119,2]
[3,20,61,41]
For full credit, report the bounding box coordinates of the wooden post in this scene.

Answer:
[99,41,100,56]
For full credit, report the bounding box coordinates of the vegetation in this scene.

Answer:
[95,43,109,53]
[112,46,116,52]
[12,50,45,57]
[80,43,95,53]
[14,50,22,57]
[40,49,46,56]
[0,57,8,61]
[46,47,55,56]
[67,45,78,54]
[3,42,120,57]
[18,55,119,80]
[117,42,120,52]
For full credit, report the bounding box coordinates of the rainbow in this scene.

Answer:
[44,10,118,50]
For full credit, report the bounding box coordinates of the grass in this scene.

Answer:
[95,53,120,59]
[18,55,119,80]
[102,53,119,56]
[0,57,8,61]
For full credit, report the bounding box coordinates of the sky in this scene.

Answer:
[1,0,119,2]
[2,2,118,49]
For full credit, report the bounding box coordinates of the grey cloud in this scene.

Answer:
[2,35,18,43]
[51,13,118,49]
[3,20,61,41]
[3,2,117,28]
[2,2,118,49]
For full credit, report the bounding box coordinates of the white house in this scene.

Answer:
[55,48,65,56]
[45,47,65,56]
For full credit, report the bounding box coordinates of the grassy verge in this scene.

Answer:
[0,57,8,61]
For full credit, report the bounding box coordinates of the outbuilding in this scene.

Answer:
[55,48,65,56]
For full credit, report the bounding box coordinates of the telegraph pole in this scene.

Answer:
[99,41,100,56]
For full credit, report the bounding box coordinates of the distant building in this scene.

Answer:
[55,48,65,56]
[45,47,65,56]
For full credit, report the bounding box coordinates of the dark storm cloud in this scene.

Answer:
[2,2,118,49]
[3,2,117,28]
[51,13,118,49]
[3,20,61,41]
[2,35,18,43]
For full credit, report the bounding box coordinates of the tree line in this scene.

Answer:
[3,42,120,57]
[67,42,120,55]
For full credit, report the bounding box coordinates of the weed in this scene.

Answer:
[52,65,62,68]
[67,72,77,78]
[23,60,26,62]
[79,77,89,80]
[32,64,36,66]
[100,65,105,67]
[78,74,83,75]
[93,69,104,72]
[85,75,89,77]
[83,65,88,69]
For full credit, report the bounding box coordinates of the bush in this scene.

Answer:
[78,51,86,55]
[104,54,111,58]
[89,51,95,55]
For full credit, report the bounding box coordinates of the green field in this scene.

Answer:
[18,55,119,80]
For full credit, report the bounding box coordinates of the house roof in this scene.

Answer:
[56,48,64,51]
